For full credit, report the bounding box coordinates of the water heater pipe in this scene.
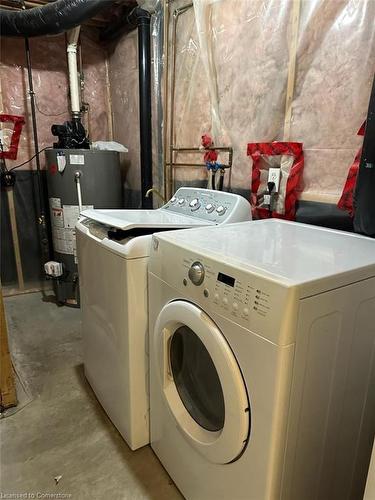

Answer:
[24,36,51,274]
[66,27,81,118]
[74,171,83,212]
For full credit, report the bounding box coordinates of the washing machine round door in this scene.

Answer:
[154,300,250,464]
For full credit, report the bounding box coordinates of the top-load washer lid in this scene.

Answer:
[77,188,252,260]
[80,208,210,231]
[80,186,252,231]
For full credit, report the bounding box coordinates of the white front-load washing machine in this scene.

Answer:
[75,187,250,450]
[148,219,375,500]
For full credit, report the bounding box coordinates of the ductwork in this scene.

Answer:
[0,0,114,38]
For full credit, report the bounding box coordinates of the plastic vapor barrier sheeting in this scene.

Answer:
[169,0,375,200]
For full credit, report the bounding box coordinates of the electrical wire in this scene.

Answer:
[9,146,49,171]
[35,98,68,117]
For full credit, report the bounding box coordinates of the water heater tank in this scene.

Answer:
[45,148,122,306]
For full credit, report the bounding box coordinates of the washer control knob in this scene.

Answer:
[188,261,205,286]
[205,203,215,213]
[178,198,185,206]
[216,205,227,216]
[189,198,201,211]
[170,196,177,204]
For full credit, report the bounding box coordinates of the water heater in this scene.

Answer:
[45,148,122,306]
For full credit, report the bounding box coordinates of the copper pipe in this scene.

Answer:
[172,146,233,152]
[163,2,193,200]
[145,187,166,203]
[169,145,233,170]
[167,163,231,168]
[162,0,170,201]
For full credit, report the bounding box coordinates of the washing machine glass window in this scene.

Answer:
[155,300,250,464]
[170,325,225,432]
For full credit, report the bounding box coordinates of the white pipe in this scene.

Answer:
[66,26,81,115]
[75,172,83,212]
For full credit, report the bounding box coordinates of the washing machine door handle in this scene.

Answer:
[162,327,173,384]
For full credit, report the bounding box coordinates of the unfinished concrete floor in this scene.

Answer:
[1,292,182,500]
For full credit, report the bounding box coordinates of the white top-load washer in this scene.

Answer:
[148,219,375,500]
[75,187,251,450]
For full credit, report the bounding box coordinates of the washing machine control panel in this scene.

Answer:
[174,252,291,343]
[182,256,264,319]
[161,187,250,225]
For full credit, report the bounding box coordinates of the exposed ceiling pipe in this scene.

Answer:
[51,26,89,148]
[136,9,153,209]
[24,35,51,275]
[0,0,114,38]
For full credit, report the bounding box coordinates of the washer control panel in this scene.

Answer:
[176,253,290,342]
[150,235,293,343]
[181,257,272,322]
[162,187,250,225]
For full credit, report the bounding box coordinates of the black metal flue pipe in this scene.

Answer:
[137,10,153,208]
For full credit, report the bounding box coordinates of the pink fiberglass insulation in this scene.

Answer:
[0,29,110,170]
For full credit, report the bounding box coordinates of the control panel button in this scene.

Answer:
[233,302,238,311]
[189,198,201,211]
[214,293,220,301]
[216,205,227,216]
[170,196,177,204]
[205,203,215,213]
[188,261,205,286]
[243,308,249,316]
[178,198,185,206]
[222,297,228,305]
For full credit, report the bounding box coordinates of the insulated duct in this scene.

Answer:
[0,0,114,38]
